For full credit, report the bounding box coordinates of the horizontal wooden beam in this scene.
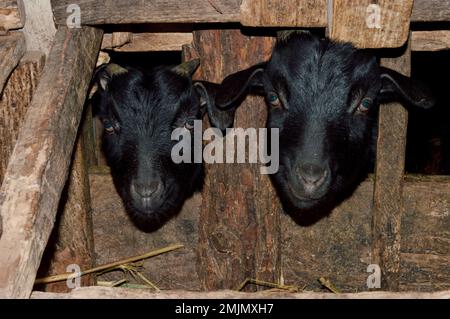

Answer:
[411,0,450,22]
[0,26,103,299]
[411,31,450,51]
[30,286,450,299]
[51,0,450,26]
[0,31,25,93]
[102,32,193,51]
[51,0,241,25]
[0,0,25,31]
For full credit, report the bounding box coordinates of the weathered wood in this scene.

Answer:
[37,132,96,293]
[400,176,450,291]
[103,33,194,52]
[411,31,450,51]
[184,30,281,290]
[22,0,56,56]
[101,32,132,50]
[89,171,202,290]
[411,0,450,22]
[240,0,327,27]
[0,0,25,31]
[0,26,102,299]
[372,42,411,291]
[282,179,374,292]
[0,51,45,186]
[329,0,413,48]
[30,286,450,299]
[51,0,242,25]
[0,31,25,93]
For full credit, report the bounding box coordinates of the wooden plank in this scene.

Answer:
[51,0,242,25]
[22,0,56,56]
[411,31,450,51]
[89,172,202,290]
[37,133,96,292]
[281,179,374,292]
[0,51,45,186]
[101,32,132,50]
[400,176,450,291]
[411,0,450,22]
[30,286,450,299]
[329,0,413,48]
[184,30,281,290]
[371,42,411,291]
[105,33,194,52]
[0,26,103,299]
[0,0,25,31]
[240,0,327,27]
[0,31,25,93]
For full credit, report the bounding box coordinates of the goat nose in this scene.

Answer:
[133,180,162,197]
[297,163,328,189]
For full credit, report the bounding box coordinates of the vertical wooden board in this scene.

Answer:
[186,30,282,290]
[0,51,45,185]
[240,0,327,27]
[330,0,413,48]
[0,0,25,31]
[89,172,202,290]
[281,180,373,292]
[37,132,96,293]
[372,42,411,291]
[0,26,102,299]
[399,178,450,292]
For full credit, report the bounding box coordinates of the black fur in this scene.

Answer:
[92,64,216,231]
[214,32,435,225]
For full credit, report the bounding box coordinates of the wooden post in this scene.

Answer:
[184,30,282,290]
[37,130,96,292]
[372,40,411,291]
[0,26,102,299]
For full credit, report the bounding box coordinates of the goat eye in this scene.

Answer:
[267,92,281,107]
[103,119,119,135]
[356,97,372,115]
[184,119,195,130]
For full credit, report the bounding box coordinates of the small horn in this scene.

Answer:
[172,59,200,77]
[105,63,128,76]
[276,30,311,43]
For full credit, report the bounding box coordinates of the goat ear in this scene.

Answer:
[215,63,266,110]
[194,81,236,131]
[172,59,200,77]
[378,67,435,109]
[94,63,128,91]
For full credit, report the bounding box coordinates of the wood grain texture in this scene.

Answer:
[22,0,56,56]
[0,0,25,31]
[51,0,242,25]
[372,42,411,291]
[281,179,373,292]
[89,171,202,290]
[30,286,450,299]
[411,31,450,52]
[184,30,281,290]
[0,31,26,93]
[110,33,194,52]
[240,0,327,27]
[400,176,450,291]
[0,26,102,299]
[101,32,132,50]
[37,133,96,292]
[330,0,413,48]
[0,52,45,186]
[411,0,450,21]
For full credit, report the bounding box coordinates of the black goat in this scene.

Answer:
[92,60,220,231]
[213,31,435,225]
